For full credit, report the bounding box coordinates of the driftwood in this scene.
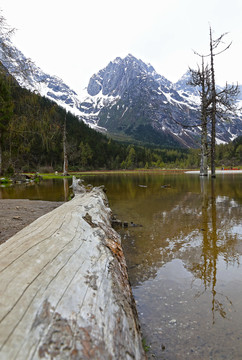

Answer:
[0,185,146,359]
[70,176,86,194]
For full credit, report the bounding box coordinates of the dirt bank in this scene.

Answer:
[0,199,63,245]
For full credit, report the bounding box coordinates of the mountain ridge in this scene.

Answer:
[79,54,242,147]
[1,44,241,148]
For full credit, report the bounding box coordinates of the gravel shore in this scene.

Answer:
[0,199,62,245]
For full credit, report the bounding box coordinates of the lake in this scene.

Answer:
[1,172,242,359]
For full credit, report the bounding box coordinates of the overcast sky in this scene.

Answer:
[1,0,242,94]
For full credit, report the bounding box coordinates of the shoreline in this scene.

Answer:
[0,199,63,245]
[185,170,242,174]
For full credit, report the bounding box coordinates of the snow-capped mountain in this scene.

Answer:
[79,54,242,147]
[0,41,83,117]
[1,42,241,147]
[78,55,199,147]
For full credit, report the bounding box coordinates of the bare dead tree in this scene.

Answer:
[209,27,217,178]
[208,27,239,177]
[189,57,211,176]
[192,26,239,177]
[63,114,69,176]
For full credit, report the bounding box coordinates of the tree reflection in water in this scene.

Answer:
[63,178,69,202]
[193,178,238,324]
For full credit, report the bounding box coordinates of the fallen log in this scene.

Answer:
[0,186,146,359]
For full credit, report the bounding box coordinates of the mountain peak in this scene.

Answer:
[177,70,191,83]
[86,54,161,97]
[126,53,137,60]
[80,55,242,147]
[174,69,199,95]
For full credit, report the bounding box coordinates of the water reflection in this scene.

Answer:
[0,178,72,201]
[101,174,242,359]
[190,179,240,325]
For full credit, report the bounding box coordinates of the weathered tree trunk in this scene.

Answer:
[63,115,68,176]
[200,139,208,176]
[210,27,216,178]
[200,57,208,176]
[200,101,208,176]
[0,186,146,359]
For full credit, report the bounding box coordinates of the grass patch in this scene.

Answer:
[23,173,72,180]
[23,168,187,180]
[70,169,186,176]
[40,174,72,180]
[142,338,151,353]
[0,177,11,184]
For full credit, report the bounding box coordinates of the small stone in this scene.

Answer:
[112,219,122,227]
[13,216,21,220]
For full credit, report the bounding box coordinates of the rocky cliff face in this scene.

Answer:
[79,54,242,148]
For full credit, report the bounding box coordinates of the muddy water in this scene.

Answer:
[1,173,242,359]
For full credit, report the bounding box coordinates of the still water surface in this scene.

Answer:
[1,173,242,359]
[0,178,71,201]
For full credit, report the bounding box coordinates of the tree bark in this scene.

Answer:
[63,115,68,176]
[0,186,146,360]
[200,138,208,176]
[210,27,217,178]
[200,57,208,176]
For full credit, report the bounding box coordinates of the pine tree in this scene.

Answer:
[0,74,13,174]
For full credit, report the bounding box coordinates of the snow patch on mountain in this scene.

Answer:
[0,40,85,118]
